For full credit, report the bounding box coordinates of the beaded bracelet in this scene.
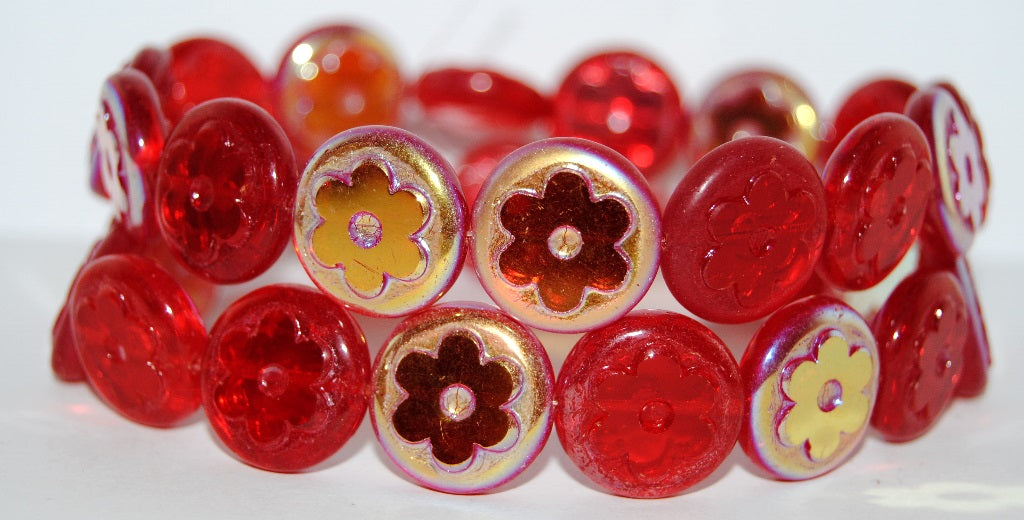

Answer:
[53,23,992,499]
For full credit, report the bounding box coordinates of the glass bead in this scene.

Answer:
[134,38,269,125]
[202,284,370,472]
[555,311,743,498]
[816,78,916,166]
[694,70,821,160]
[739,296,879,480]
[457,140,523,215]
[820,113,934,290]
[471,137,661,333]
[554,51,687,177]
[371,304,553,494]
[69,254,207,427]
[871,270,966,442]
[156,98,297,284]
[414,67,551,140]
[905,83,990,256]
[273,25,402,164]
[91,68,167,236]
[294,126,465,317]
[662,136,827,323]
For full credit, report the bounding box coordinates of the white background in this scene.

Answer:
[2,1,1023,518]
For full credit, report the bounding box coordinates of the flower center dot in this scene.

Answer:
[639,399,674,434]
[817,379,843,412]
[258,364,289,399]
[348,211,383,249]
[547,224,583,260]
[189,176,215,212]
[439,383,476,422]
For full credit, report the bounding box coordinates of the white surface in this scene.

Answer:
[2,0,1023,518]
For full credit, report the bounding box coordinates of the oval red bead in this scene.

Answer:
[156,98,297,283]
[820,113,934,290]
[414,68,551,135]
[457,140,523,215]
[555,311,743,498]
[91,68,168,235]
[816,78,916,166]
[662,136,827,323]
[202,285,370,472]
[273,25,403,164]
[905,83,990,255]
[871,270,966,442]
[69,254,207,427]
[554,51,686,177]
[149,38,269,125]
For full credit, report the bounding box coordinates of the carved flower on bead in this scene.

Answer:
[392,334,519,466]
[212,311,328,445]
[160,121,248,265]
[909,301,967,415]
[703,172,819,307]
[854,147,929,269]
[499,170,630,312]
[781,335,872,461]
[589,352,716,480]
[310,163,427,296]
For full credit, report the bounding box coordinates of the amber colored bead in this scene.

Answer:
[414,68,551,137]
[871,270,966,442]
[819,113,933,290]
[556,311,743,498]
[69,254,207,427]
[273,25,402,164]
[816,78,916,166]
[662,136,827,323]
[694,70,821,160]
[156,99,297,284]
[203,285,370,472]
[133,38,269,125]
[554,51,687,177]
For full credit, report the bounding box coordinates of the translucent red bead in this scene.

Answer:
[202,285,370,472]
[156,98,297,283]
[820,113,934,290]
[662,136,827,323]
[69,254,207,427]
[871,270,966,442]
[556,311,743,498]
[816,78,916,166]
[554,51,686,177]
[273,25,403,163]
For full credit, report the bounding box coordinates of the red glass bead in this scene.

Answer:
[414,68,551,138]
[138,38,269,125]
[156,98,297,284]
[202,285,370,472]
[819,113,934,290]
[740,296,879,480]
[91,68,168,235]
[816,78,916,166]
[273,25,403,164]
[662,136,827,323]
[871,270,966,442]
[555,311,743,498]
[457,140,523,214]
[694,70,821,160]
[554,51,686,177]
[905,83,990,255]
[69,254,207,427]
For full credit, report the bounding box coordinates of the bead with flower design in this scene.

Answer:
[472,138,660,333]
[295,126,465,317]
[371,304,553,494]
[556,311,743,498]
[740,296,879,480]
[202,285,370,472]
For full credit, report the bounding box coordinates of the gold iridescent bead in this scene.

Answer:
[470,137,661,333]
[293,126,466,317]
